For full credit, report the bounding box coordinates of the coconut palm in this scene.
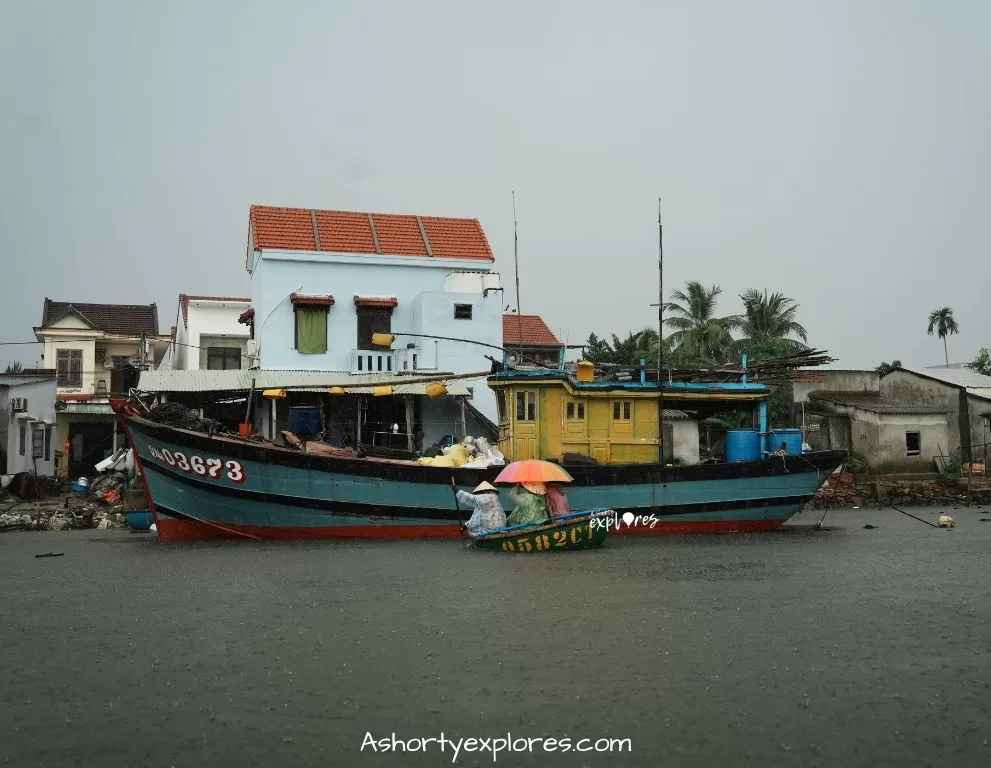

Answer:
[663,281,738,362]
[733,289,808,355]
[927,307,959,366]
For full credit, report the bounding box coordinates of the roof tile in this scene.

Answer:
[42,299,159,335]
[249,205,493,261]
[503,314,561,347]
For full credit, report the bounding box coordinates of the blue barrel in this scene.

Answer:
[769,428,802,455]
[725,429,760,462]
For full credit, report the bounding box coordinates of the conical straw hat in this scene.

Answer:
[473,481,498,494]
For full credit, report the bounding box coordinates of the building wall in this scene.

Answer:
[874,413,948,472]
[1,378,57,476]
[182,300,250,371]
[250,253,502,422]
[881,371,963,455]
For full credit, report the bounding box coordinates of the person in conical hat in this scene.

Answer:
[452,479,507,534]
[507,482,549,526]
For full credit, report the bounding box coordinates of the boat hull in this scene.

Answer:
[470,510,612,552]
[116,411,845,542]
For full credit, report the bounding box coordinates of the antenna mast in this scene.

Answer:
[657,197,664,462]
[513,191,523,364]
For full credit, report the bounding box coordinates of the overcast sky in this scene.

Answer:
[2,0,988,371]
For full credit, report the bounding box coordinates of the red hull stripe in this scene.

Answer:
[154,518,784,541]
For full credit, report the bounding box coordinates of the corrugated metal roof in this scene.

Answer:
[906,366,991,392]
[137,369,478,394]
[60,402,114,415]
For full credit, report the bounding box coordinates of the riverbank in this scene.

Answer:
[2,506,988,767]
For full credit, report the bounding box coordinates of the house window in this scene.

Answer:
[18,424,26,455]
[496,391,507,422]
[56,349,83,387]
[44,426,52,461]
[356,307,392,349]
[207,347,241,370]
[454,303,473,320]
[613,401,632,420]
[32,427,44,459]
[905,431,921,456]
[515,391,536,421]
[566,401,585,420]
[295,307,328,354]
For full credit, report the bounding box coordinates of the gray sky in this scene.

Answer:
[2,0,988,371]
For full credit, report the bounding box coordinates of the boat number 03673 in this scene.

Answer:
[147,445,245,484]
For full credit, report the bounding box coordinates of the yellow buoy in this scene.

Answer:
[262,388,286,399]
[426,382,448,398]
[328,386,346,395]
[371,332,395,347]
[372,385,393,397]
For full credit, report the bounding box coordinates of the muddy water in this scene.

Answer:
[2,505,989,767]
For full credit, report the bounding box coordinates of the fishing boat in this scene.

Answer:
[110,350,845,542]
[467,509,613,552]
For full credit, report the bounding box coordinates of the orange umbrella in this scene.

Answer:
[494,459,574,485]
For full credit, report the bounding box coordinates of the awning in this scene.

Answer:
[238,307,255,324]
[353,295,398,308]
[137,369,484,394]
[290,293,335,307]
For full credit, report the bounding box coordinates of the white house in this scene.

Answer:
[243,205,504,427]
[164,294,252,370]
[0,371,57,476]
[33,299,168,477]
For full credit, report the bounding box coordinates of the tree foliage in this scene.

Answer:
[927,307,959,366]
[734,289,808,354]
[875,359,902,375]
[969,347,991,376]
[662,281,738,363]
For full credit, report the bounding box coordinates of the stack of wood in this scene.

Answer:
[602,348,838,385]
[281,430,354,458]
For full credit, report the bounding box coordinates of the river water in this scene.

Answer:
[2,504,989,767]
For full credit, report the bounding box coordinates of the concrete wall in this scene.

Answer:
[874,413,948,472]
[177,299,250,370]
[1,377,57,475]
[250,252,502,422]
[882,371,964,456]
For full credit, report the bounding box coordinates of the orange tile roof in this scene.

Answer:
[249,205,494,261]
[503,314,562,347]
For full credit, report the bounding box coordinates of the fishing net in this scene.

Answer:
[147,402,226,434]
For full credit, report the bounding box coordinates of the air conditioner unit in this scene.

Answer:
[10,397,27,412]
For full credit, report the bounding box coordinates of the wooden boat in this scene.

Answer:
[467,509,612,552]
[110,354,845,541]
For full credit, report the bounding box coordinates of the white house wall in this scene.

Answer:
[1,378,57,476]
[251,253,501,423]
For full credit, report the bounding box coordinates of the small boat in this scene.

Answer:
[467,509,613,552]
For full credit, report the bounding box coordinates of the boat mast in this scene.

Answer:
[513,191,523,365]
[657,197,664,463]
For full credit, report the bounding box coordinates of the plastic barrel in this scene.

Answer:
[769,428,802,455]
[725,429,760,462]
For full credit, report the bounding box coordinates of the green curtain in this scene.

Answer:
[295,308,327,354]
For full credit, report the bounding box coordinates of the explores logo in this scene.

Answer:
[590,510,659,530]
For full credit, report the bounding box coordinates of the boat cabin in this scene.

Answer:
[487,361,771,465]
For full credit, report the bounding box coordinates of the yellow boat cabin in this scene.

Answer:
[487,361,771,465]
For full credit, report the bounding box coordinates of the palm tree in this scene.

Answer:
[927,307,959,366]
[663,281,738,362]
[734,289,808,355]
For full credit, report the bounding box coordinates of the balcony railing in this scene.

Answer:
[349,347,421,374]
